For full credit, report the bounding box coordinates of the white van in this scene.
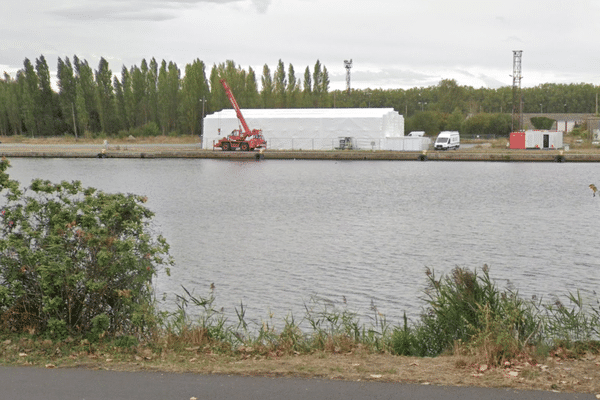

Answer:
[434,131,460,150]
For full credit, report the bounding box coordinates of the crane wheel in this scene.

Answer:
[222,143,231,151]
[240,143,249,151]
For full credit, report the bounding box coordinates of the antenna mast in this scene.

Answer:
[511,50,523,131]
[344,59,352,94]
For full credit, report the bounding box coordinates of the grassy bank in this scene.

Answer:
[160,266,600,364]
[2,266,599,394]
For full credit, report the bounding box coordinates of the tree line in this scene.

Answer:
[0,55,598,138]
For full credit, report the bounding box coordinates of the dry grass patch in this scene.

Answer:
[3,337,600,394]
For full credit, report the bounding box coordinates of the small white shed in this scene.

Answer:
[524,130,563,149]
[202,108,408,151]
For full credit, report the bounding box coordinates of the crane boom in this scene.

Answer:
[220,79,251,136]
[213,79,266,152]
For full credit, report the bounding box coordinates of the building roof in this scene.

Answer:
[205,108,399,120]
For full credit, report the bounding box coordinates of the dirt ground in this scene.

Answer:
[133,350,600,395]
[4,342,599,395]
[142,352,600,394]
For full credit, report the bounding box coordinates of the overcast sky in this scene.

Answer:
[2,0,600,91]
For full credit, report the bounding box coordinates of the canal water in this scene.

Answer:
[5,158,600,329]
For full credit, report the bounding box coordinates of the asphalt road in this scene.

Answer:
[0,366,595,400]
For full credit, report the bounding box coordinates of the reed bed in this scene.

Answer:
[157,266,600,366]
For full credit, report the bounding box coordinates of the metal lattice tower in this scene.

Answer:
[344,59,352,94]
[512,50,523,131]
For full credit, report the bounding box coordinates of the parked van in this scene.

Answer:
[434,131,460,150]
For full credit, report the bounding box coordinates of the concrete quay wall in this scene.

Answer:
[0,145,599,162]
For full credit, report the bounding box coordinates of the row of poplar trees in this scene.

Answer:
[0,56,332,137]
[1,55,599,138]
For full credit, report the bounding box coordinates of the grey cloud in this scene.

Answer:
[250,0,271,13]
[166,0,273,13]
[51,0,272,21]
[505,36,524,43]
[343,68,440,90]
[50,4,176,21]
[477,74,506,89]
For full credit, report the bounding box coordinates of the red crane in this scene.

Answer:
[214,79,267,151]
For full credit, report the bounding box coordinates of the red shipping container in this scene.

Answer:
[510,131,525,149]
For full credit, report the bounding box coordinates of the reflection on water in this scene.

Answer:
[7,158,600,328]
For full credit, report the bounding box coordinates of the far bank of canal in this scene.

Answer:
[0,143,599,162]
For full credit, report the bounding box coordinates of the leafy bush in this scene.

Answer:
[405,111,444,136]
[462,113,512,137]
[0,158,172,338]
[570,126,588,138]
[530,116,556,130]
[137,122,161,137]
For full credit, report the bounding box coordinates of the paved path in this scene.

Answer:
[0,366,595,400]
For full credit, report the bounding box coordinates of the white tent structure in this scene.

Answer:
[202,108,428,151]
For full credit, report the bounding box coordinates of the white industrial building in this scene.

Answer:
[202,108,429,151]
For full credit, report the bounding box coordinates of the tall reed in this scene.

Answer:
[161,268,600,364]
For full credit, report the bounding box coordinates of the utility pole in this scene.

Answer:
[200,96,206,145]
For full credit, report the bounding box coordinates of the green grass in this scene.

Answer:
[150,266,600,367]
[2,266,600,367]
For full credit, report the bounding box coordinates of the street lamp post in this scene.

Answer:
[200,97,206,146]
[564,103,568,133]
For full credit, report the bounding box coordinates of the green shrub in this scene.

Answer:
[391,312,420,356]
[0,159,173,338]
[414,266,541,361]
[138,122,161,137]
[46,318,68,341]
[117,130,129,139]
[113,335,139,348]
[530,116,556,130]
[570,126,588,138]
[461,113,512,137]
[88,314,110,343]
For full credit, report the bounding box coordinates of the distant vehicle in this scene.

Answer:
[434,131,460,150]
[407,131,425,137]
[337,137,355,150]
[214,79,267,151]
